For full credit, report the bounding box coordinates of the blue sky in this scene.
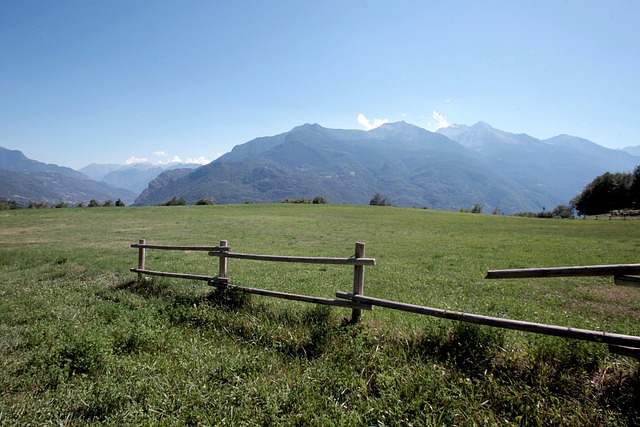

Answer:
[1,1,639,169]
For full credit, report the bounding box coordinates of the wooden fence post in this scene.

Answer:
[137,239,146,280]
[351,242,366,323]
[218,240,228,279]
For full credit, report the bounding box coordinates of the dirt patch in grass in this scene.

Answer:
[567,285,640,323]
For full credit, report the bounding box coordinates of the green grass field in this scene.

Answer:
[1,204,639,425]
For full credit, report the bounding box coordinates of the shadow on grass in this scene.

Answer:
[106,277,640,424]
[112,277,336,360]
[113,278,250,309]
[113,277,175,299]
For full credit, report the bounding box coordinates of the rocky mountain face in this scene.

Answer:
[133,121,638,213]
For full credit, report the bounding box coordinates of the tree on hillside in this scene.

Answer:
[195,198,214,205]
[312,196,327,204]
[551,204,574,219]
[164,197,186,206]
[370,192,391,206]
[630,165,640,208]
[513,204,575,218]
[0,200,18,210]
[570,171,634,216]
[283,197,311,204]
[471,203,484,214]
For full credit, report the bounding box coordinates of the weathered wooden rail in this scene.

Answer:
[486,264,640,286]
[131,239,376,322]
[336,293,640,351]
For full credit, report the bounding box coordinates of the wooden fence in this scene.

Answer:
[131,240,640,358]
[130,239,376,322]
[486,264,640,358]
[337,263,640,358]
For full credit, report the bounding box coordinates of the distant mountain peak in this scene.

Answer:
[292,123,323,131]
[444,121,494,133]
[621,145,640,156]
[439,121,542,149]
[377,120,407,128]
[472,121,494,129]
[0,146,87,179]
[373,121,418,131]
[545,134,591,145]
[368,121,431,139]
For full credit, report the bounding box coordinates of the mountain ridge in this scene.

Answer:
[134,121,613,212]
[0,148,137,206]
[0,147,88,179]
[437,122,639,208]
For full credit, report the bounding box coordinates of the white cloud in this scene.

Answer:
[358,113,389,131]
[125,156,148,165]
[186,156,211,165]
[432,110,450,129]
[427,110,450,131]
[127,152,211,166]
[158,155,183,165]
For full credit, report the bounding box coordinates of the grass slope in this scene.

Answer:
[1,205,639,425]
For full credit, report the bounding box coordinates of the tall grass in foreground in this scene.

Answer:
[0,205,638,425]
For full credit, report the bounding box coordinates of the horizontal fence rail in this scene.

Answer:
[208,251,376,266]
[486,263,640,279]
[212,281,372,311]
[336,292,640,349]
[130,243,229,252]
[614,275,640,288]
[129,268,230,284]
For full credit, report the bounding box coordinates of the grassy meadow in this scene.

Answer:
[1,204,639,425]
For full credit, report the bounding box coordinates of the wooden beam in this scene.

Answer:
[208,251,376,266]
[131,243,230,252]
[336,292,640,348]
[609,345,640,359]
[218,240,228,279]
[210,282,373,311]
[137,239,145,279]
[130,268,229,283]
[351,242,366,323]
[614,275,640,288]
[486,263,640,279]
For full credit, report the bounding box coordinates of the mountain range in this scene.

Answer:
[0,147,205,206]
[2,122,639,212]
[80,162,202,194]
[133,122,639,213]
[0,147,137,206]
